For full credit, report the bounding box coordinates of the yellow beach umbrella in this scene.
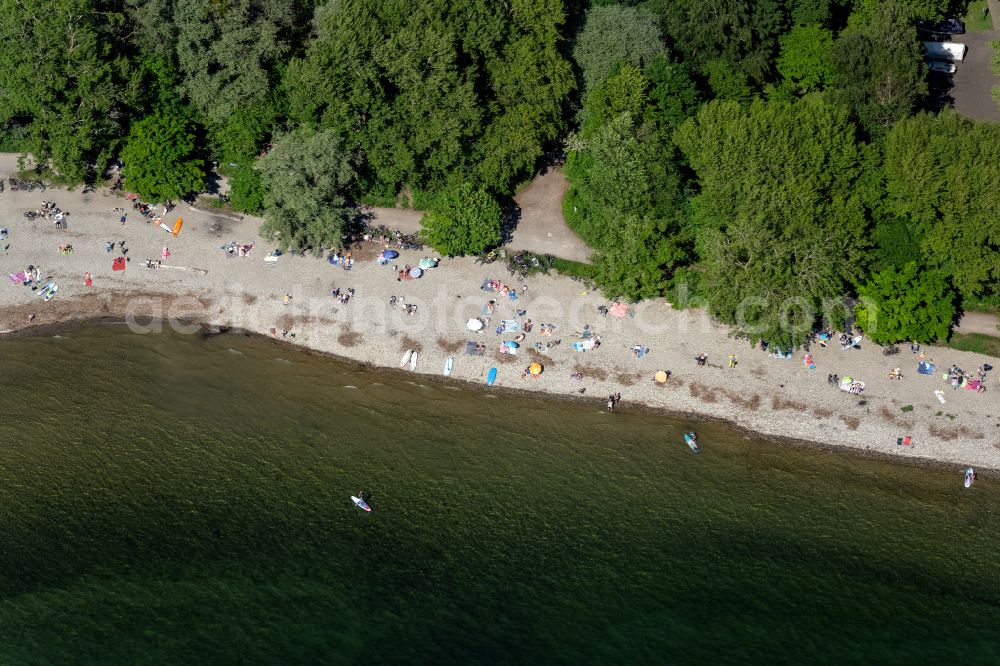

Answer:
[654,370,668,384]
[529,363,543,375]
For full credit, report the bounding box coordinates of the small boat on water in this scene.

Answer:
[684,432,701,454]
[351,495,372,512]
[965,467,975,489]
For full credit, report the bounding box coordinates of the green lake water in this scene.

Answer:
[0,324,998,664]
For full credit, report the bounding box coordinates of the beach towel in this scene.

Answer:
[112,257,126,271]
[9,271,25,284]
[480,279,493,292]
[966,380,982,391]
[502,319,519,332]
[465,341,484,356]
[572,339,597,352]
[917,361,936,375]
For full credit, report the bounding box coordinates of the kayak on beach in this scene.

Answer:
[443,356,453,376]
[965,468,975,488]
[351,495,372,512]
[400,349,412,368]
[684,432,701,454]
[410,351,418,371]
[486,367,497,386]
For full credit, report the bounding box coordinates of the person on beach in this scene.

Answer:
[84,272,92,287]
[162,247,170,261]
[728,354,738,368]
[120,213,126,225]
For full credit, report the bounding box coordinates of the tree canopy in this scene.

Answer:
[284,0,574,195]
[120,113,205,201]
[883,112,1000,300]
[778,24,835,93]
[674,98,870,346]
[420,183,502,256]
[0,0,137,181]
[573,5,666,95]
[855,262,955,344]
[256,127,357,251]
[828,0,927,136]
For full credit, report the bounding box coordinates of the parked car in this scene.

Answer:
[918,18,965,34]
[927,60,957,74]
[923,41,967,62]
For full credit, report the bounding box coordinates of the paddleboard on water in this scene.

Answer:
[410,351,418,371]
[351,495,372,512]
[486,367,497,386]
[684,432,701,454]
[400,349,412,368]
[965,467,975,489]
[43,284,58,302]
[443,356,454,376]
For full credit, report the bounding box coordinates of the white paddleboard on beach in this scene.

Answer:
[935,390,946,404]
[443,356,453,376]
[400,349,412,368]
[410,351,418,371]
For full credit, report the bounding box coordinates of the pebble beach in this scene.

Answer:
[1,167,998,472]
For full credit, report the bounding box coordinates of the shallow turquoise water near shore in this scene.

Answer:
[0,324,998,664]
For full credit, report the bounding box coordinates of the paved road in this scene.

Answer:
[955,310,1000,336]
[951,28,1000,122]
[364,206,423,234]
[369,168,593,263]
[508,169,591,263]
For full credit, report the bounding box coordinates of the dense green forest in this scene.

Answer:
[0,0,996,345]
